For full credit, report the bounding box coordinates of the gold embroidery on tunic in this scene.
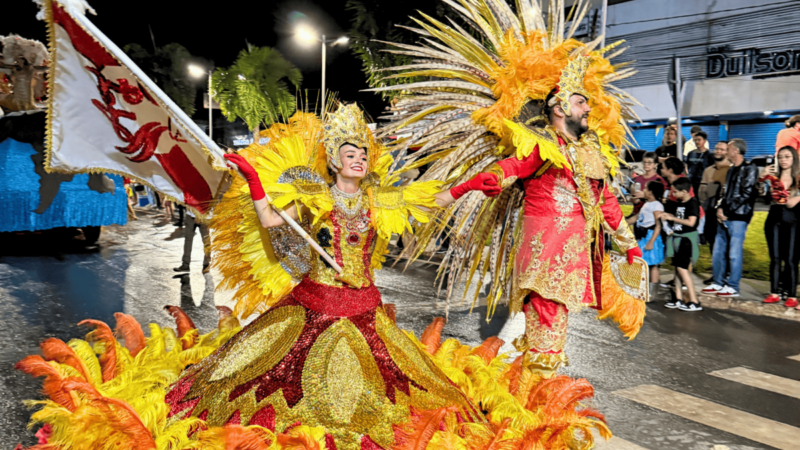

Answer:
[515,232,589,311]
[553,176,577,215]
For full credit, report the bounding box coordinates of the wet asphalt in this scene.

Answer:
[1,208,799,449]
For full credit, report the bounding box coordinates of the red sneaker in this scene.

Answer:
[763,294,781,304]
[785,298,799,308]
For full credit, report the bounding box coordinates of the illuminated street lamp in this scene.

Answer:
[294,25,349,111]
[188,63,214,139]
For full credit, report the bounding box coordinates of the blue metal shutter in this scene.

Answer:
[630,127,659,151]
[681,124,720,147]
[728,122,786,158]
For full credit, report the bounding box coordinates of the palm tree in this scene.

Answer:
[211,46,302,142]
[346,0,449,99]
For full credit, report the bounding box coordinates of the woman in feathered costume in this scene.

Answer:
[15,103,613,450]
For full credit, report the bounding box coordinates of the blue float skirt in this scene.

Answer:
[638,229,665,266]
[0,139,127,232]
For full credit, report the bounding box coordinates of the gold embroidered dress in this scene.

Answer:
[164,112,478,450]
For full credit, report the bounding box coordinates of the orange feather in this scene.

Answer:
[113,313,146,357]
[276,431,322,450]
[471,337,503,364]
[504,355,524,395]
[78,319,117,382]
[392,406,456,450]
[40,338,90,381]
[164,305,198,349]
[481,418,511,450]
[420,317,445,355]
[15,355,76,411]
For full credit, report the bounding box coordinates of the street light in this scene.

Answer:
[294,25,349,112]
[188,63,214,140]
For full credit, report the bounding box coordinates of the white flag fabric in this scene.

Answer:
[41,0,228,216]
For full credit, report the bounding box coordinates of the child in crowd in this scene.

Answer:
[662,178,702,312]
[628,181,665,294]
[631,152,668,214]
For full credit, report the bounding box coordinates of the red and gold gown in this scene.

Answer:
[164,187,480,450]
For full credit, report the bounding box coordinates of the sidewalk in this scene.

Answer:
[655,268,800,323]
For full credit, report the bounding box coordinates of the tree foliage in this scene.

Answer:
[123,43,198,116]
[211,46,302,133]
[346,0,449,100]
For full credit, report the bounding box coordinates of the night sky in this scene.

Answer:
[8,0,390,119]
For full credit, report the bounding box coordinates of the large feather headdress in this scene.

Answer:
[371,0,639,179]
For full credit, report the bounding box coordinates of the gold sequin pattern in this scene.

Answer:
[309,191,374,288]
[171,305,306,426]
[514,231,591,312]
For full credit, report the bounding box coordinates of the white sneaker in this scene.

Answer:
[716,286,740,298]
[701,284,723,294]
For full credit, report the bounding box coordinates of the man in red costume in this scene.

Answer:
[436,58,642,372]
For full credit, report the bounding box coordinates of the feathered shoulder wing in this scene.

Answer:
[212,113,330,319]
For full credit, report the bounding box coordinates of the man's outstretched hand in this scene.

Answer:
[450,172,502,200]
[627,247,643,264]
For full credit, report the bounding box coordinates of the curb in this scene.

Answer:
[658,268,800,323]
[696,293,800,323]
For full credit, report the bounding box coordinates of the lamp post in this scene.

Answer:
[295,26,348,112]
[188,63,213,139]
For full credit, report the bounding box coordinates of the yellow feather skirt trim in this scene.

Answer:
[597,254,647,340]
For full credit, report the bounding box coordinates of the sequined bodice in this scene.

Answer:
[310,190,376,288]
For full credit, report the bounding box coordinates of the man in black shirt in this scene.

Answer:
[701,138,759,298]
[685,131,715,194]
[655,125,679,164]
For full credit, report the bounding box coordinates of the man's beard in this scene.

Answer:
[565,113,589,138]
[714,155,725,162]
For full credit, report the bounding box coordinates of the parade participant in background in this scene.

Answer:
[760,146,800,308]
[16,104,614,450]
[376,0,647,376]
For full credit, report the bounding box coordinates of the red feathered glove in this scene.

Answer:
[224,153,265,201]
[627,247,643,264]
[450,172,502,200]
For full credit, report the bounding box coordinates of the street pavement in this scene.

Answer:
[1,208,799,449]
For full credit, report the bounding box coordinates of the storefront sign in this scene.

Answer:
[706,46,800,78]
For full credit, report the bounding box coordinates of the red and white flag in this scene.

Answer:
[37,0,228,216]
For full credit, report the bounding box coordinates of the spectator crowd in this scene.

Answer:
[625,115,800,312]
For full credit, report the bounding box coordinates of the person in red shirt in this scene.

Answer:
[775,115,800,152]
[631,151,668,213]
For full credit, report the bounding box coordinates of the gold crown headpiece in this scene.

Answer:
[322,103,372,169]
[551,55,592,117]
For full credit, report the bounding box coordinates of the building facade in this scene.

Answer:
[604,0,800,157]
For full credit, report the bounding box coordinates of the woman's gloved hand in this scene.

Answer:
[224,153,265,201]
